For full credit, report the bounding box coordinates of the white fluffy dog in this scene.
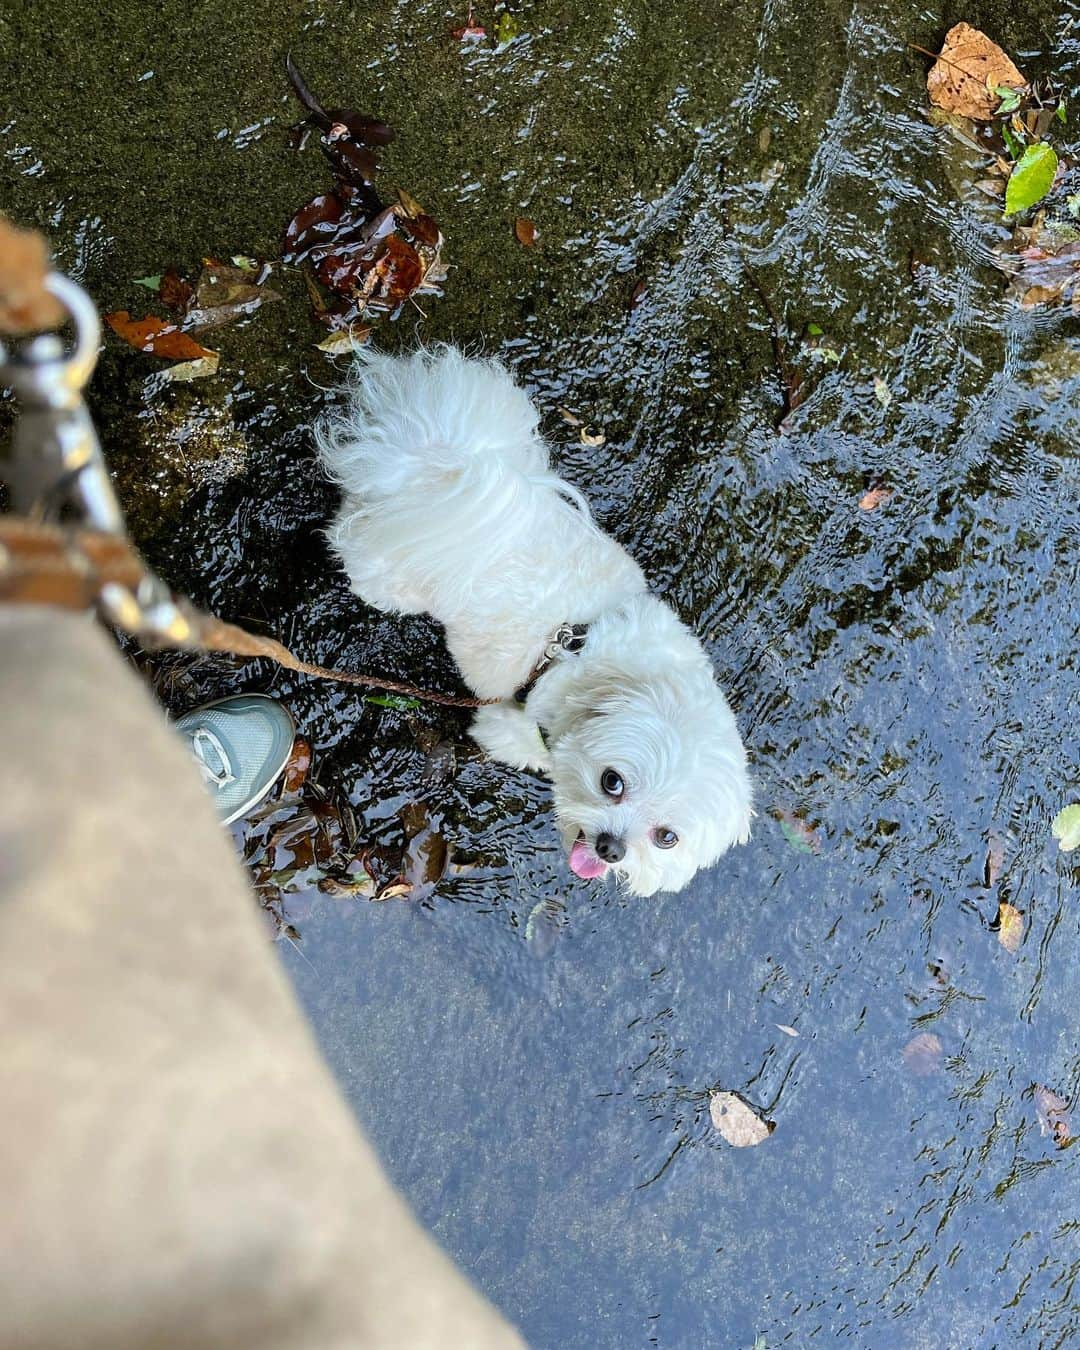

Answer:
[317,347,752,896]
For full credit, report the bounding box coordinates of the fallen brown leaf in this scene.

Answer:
[283,736,313,794]
[514,217,538,247]
[183,261,283,333]
[159,266,195,313]
[104,311,216,362]
[926,23,1025,122]
[1005,238,1080,309]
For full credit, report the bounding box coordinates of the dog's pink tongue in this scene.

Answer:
[569,838,607,880]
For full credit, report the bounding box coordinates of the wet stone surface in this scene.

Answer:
[3,0,1079,1344]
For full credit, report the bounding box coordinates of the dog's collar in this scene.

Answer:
[513,622,589,707]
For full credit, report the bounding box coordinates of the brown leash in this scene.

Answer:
[0,222,498,710]
[0,518,496,710]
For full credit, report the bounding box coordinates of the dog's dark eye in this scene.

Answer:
[653,827,679,850]
[600,768,625,799]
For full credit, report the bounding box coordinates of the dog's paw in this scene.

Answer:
[470,702,551,773]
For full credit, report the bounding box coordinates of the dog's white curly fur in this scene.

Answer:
[317,346,752,896]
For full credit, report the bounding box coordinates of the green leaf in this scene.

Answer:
[1056,99,1068,124]
[364,693,423,711]
[133,274,161,290]
[783,815,815,847]
[1000,123,1024,160]
[494,9,519,44]
[1005,143,1058,217]
[1051,803,1080,852]
[231,254,259,271]
[807,322,823,336]
[1068,194,1080,219]
[994,87,1022,115]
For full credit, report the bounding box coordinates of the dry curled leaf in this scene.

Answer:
[395,186,426,218]
[1034,1085,1072,1147]
[926,24,1025,122]
[859,486,892,511]
[315,325,372,355]
[283,736,313,794]
[709,1091,774,1147]
[902,1032,943,1077]
[997,900,1024,953]
[580,429,606,448]
[159,266,195,313]
[514,217,538,247]
[159,353,220,382]
[318,872,375,899]
[183,261,283,333]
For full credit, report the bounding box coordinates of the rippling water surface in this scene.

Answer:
[4,0,1079,1343]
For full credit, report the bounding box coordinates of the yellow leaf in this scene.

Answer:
[997,901,1024,953]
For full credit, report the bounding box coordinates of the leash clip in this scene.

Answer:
[545,622,588,661]
[0,273,124,534]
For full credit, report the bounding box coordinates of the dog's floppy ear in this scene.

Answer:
[542,659,633,740]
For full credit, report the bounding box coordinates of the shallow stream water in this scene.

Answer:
[4,0,1079,1344]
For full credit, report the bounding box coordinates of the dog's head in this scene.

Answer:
[540,652,753,897]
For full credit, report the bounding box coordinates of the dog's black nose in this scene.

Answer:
[595,832,626,863]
